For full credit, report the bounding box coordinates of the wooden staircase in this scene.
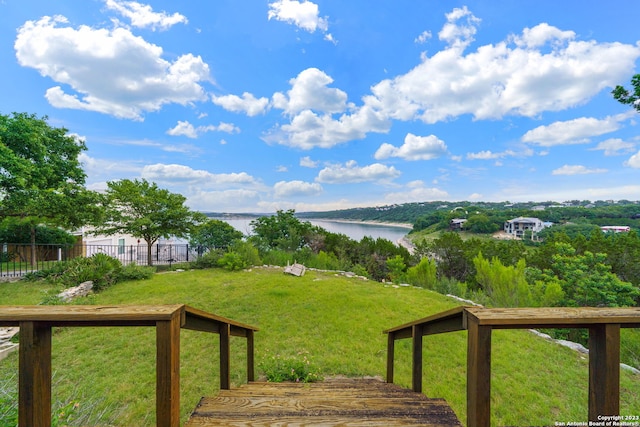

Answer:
[185,377,461,426]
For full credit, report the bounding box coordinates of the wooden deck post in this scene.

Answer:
[156,315,181,427]
[386,332,395,384]
[412,324,423,393]
[588,323,620,421]
[247,329,255,382]
[467,318,491,427]
[220,322,231,390]
[18,321,52,427]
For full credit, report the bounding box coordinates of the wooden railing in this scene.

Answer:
[0,304,259,427]
[384,306,640,427]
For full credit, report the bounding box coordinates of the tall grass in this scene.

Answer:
[1,268,639,426]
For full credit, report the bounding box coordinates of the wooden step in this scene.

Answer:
[185,378,462,426]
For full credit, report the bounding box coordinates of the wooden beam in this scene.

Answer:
[220,323,231,390]
[588,323,620,421]
[386,332,395,384]
[247,329,255,382]
[411,324,423,393]
[467,318,491,427]
[156,315,181,427]
[18,321,52,427]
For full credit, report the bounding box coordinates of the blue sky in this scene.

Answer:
[1,1,639,213]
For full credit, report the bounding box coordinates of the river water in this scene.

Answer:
[216,217,412,243]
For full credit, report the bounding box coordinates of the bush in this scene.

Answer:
[259,351,322,383]
[117,263,155,281]
[217,252,247,271]
[191,249,224,269]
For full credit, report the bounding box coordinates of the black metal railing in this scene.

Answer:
[1,243,202,278]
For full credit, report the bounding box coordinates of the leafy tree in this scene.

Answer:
[473,253,531,307]
[249,210,314,252]
[612,74,640,113]
[406,257,437,289]
[429,232,474,283]
[0,112,100,265]
[190,219,243,251]
[531,243,639,307]
[93,179,205,266]
[386,254,406,283]
[0,220,76,245]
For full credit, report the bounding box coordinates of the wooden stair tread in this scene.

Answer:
[185,378,461,426]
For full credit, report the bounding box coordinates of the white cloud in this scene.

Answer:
[104,0,187,31]
[383,180,448,204]
[366,11,640,124]
[551,165,607,175]
[438,6,481,49]
[267,0,328,33]
[466,148,531,160]
[374,133,447,161]
[274,180,323,198]
[211,92,270,116]
[272,68,349,116]
[415,30,432,44]
[625,151,640,168]
[316,161,400,184]
[187,189,262,212]
[141,164,258,188]
[300,156,319,168]
[522,115,624,146]
[166,121,198,138]
[265,104,389,149]
[15,16,210,120]
[591,138,636,156]
[166,121,240,138]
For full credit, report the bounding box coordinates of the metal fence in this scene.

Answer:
[1,243,201,279]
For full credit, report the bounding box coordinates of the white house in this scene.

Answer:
[504,217,549,239]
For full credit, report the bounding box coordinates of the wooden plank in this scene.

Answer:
[466,306,640,327]
[467,318,491,427]
[246,329,255,382]
[220,322,231,390]
[412,324,423,393]
[383,306,466,335]
[386,332,395,383]
[185,379,462,427]
[589,323,620,420]
[156,314,182,427]
[18,321,52,427]
[0,305,184,325]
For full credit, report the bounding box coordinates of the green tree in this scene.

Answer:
[386,254,406,284]
[0,112,100,265]
[612,74,640,113]
[190,219,243,251]
[473,253,531,307]
[406,257,437,289]
[93,179,205,266]
[249,210,314,252]
[532,243,639,307]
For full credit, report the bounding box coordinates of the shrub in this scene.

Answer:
[259,351,322,383]
[229,240,262,268]
[191,249,224,269]
[117,263,155,281]
[217,252,246,271]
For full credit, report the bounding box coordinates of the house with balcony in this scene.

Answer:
[503,217,549,240]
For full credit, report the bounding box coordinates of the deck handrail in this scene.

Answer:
[383,306,640,427]
[0,304,259,427]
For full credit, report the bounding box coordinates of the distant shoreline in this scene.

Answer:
[309,218,414,229]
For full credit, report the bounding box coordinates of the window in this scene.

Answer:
[118,238,125,255]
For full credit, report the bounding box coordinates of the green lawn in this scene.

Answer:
[1,268,639,426]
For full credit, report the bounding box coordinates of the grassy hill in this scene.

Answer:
[1,268,640,425]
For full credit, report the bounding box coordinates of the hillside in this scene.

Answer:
[1,268,640,425]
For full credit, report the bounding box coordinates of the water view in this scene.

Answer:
[215,217,412,244]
